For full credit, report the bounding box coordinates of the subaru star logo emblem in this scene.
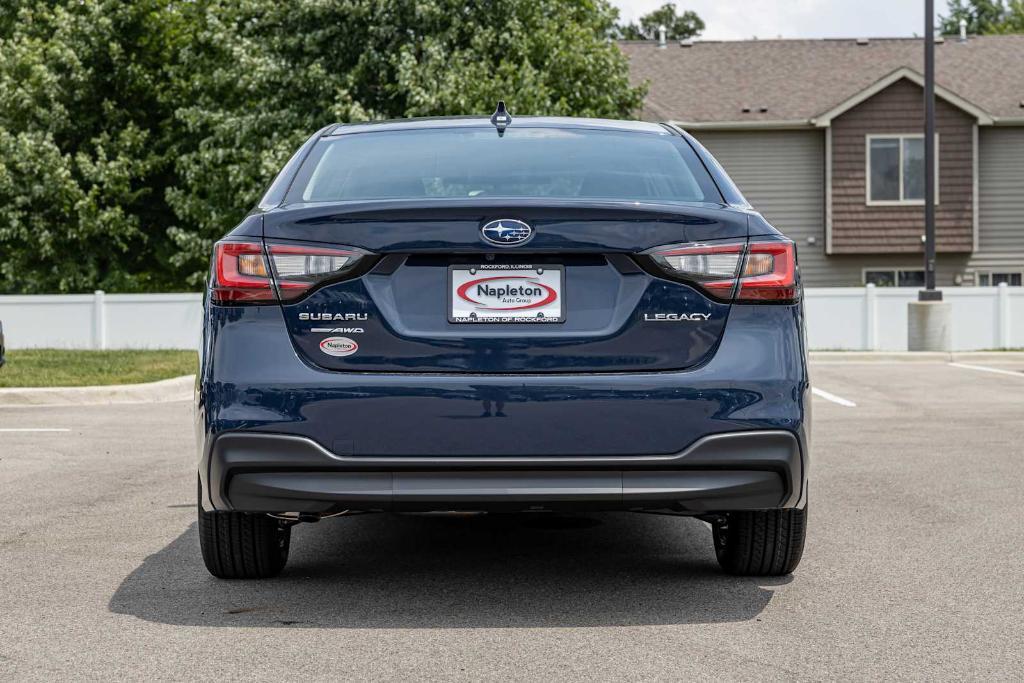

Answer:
[481,219,533,246]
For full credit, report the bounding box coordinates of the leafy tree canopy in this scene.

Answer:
[941,0,1024,34]
[0,0,184,293]
[617,2,704,41]
[0,0,646,293]
[166,0,646,285]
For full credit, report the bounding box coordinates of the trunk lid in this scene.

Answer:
[263,200,748,374]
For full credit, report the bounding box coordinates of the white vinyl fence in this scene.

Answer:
[0,291,203,350]
[803,284,1023,351]
[0,285,1021,352]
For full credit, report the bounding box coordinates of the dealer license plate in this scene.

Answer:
[448,264,565,323]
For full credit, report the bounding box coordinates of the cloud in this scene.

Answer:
[612,0,941,40]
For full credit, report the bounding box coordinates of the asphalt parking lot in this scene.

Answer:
[1,360,1022,680]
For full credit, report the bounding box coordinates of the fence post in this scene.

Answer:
[997,282,1010,349]
[93,290,106,350]
[864,283,878,351]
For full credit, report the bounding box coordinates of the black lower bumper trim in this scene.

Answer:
[204,429,805,513]
[228,469,785,513]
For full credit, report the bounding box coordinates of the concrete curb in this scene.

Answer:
[810,351,1024,362]
[0,374,194,406]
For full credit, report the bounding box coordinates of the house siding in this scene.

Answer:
[805,253,968,287]
[692,130,834,284]
[830,78,975,254]
[968,127,1024,276]
[693,127,972,287]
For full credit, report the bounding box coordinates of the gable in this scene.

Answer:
[828,77,976,255]
[813,68,993,127]
[622,36,1024,127]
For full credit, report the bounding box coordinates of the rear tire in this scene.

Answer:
[198,489,291,579]
[712,507,806,576]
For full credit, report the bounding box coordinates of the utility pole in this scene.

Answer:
[921,0,939,301]
[908,0,951,351]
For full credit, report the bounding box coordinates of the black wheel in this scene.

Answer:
[198,484,291,579]
[712,507,806,576]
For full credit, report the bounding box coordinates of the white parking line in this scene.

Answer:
[0,428,71,432]
[949,362,1024,378]
[811,387,857,407]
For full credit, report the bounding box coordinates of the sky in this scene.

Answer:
[611,1,947,41]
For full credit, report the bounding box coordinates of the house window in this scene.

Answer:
[864,269,926,287]
[977,272,1023,287]
[866,134,938,205]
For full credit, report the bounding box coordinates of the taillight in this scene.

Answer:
[648,241,746,295]
[266,242,363,302]
[211,240,367,304]
[212,241,275,302]
[736,240,797,302]
[644,239,798,303]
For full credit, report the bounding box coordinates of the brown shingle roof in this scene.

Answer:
[621,35,1024,125]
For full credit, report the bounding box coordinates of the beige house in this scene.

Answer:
[622,35,1024,287]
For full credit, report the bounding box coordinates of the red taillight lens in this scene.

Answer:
[736,241,797,302]
[212,241,275,302]
[266,242,363,302]
[645,239,798,303]
[212,240,366,304]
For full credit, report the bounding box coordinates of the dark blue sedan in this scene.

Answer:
[195,110,809,579]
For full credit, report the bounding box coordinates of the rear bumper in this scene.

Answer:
[203,429,805,514]
[198,303,809,460]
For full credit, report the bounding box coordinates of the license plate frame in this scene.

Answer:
[448,264,565,324]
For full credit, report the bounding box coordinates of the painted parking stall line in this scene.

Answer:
[811,387,857,407]
[949,362,1024,378]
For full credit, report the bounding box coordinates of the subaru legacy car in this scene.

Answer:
[196,108,809,579]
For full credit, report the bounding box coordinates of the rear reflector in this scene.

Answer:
[646,239,798,303]
[212,240,365,304]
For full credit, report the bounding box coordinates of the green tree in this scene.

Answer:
[165,0,647,285]
[0,0,184,293]
[618,2,704,41]
[941,0,1024,34]
[1006,1,1024,30]
[0,0,646,292]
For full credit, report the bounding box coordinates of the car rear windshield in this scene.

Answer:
[286,127,722,204]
